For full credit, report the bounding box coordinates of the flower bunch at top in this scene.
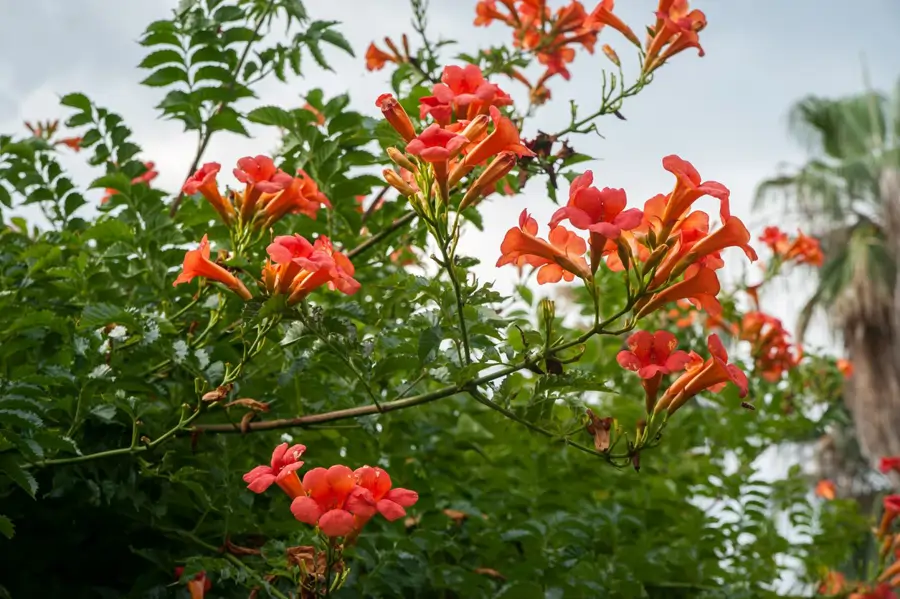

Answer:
[25,118,83,152]
[182,155,330,229]
[737,311,801,382]
[474,0,637,103]
[759,226,824,267]
[377,65,534,215]
[243,442,419,539]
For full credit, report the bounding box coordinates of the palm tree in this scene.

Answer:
[756,79,900,463]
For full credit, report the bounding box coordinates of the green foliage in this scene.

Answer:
[0,3,866,599]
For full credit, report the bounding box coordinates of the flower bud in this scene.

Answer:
[448,162,475,188]
[643,243,671,274]
[459,114,491,142]
[459,152,517,211]
[602,44,620,67]
[375,93,417,142]
[383,168,417,196]
[386,147,417,173]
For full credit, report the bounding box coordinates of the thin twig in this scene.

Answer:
[346,211,416,260]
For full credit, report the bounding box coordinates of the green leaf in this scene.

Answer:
[418,325,442,364]
[0,409,44,429]
[89,173,131,194]
[0,456,38,498]
[59,93,92,113]
[79,303,135,330]
[246,106,294,128]
[0,515,13,539]
[0,185,10,208]
[138,49,184,69]
[207,107,249,136]
[140,66,189,87]
[193,65,232,83]
[320,29,354,56]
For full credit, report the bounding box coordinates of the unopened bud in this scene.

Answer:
[539,298,555,326]
[201,383,233,402]
[375,93,417,142]
[384,36,402,59]
[459,152,517,211]
[459,114,491,142]
[602,44,620,67]
[383,168,417,196]
[386,147,417,173]
[643,243,671,274]
[401,34,411,59]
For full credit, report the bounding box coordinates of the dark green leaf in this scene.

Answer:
[140,66,189,87]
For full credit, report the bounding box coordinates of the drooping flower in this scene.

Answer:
[815,479,836,500]
[681,216,758,267]
[497,210,590,283]
[585,0,641,46]
[183,162,235,224]
[242,442,307,499]
[878,495,900,538]
[346,466,419,522]
[655,333,749,415]
[57,136,83,151]
[365,42,399,71]
[617,330,691,411]
[173,235,252,300]
[290,466,360,538]
[175,568,211,599]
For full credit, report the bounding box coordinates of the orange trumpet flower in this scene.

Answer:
[497,210,590,283]
[173,235,252,300]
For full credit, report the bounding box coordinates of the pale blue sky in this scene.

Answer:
[1,0,899,346]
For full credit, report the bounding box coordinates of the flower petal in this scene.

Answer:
[290,496,322,526]
[318,509,356,537]
[376,499,407,521]
[384,487,419,507]
[247,473,276,494]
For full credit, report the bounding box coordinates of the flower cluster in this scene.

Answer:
[737,311,801,382]
[498,156,757,327]
[182,155,330,229]
[473,0,706,102]
[173,230,358,305]
[25,119,82,152]
[243,443,419,539]
[618,331,748,415]
[377,65,534,214]
[759,226,824,267]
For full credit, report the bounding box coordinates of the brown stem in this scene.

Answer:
[346,211,416,260]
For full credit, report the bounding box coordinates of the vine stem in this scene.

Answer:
[168,0,277,218]
[345,211,416,260]
[193,302,634,435]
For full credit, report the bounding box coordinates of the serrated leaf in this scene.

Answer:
[0,456,38,498]
[0,409,43,429]
[79,303,134,330]
[246,106,294,128]
[418,325,442,364]
[59,93,92,113]
[207,107,248,136]
[89,173,131,194]
[0,515,13,539]
[138,49,184,69]
[320,29,354,56]
[141,66,189,87]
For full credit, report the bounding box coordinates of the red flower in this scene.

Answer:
[260,169,331,226]
[419,65,514,124]
[739,311,800,381]
[636,266,722,318]
[346,466,419,522]
[585,0,641,46]
[683,216,758,265]
[497,210,590,283]
[405,124,469,163]
[183,162,235,225]
[365,42,398,71]
[135,161,159,185]
[881,457,900,474]
[837,358,853,378]
[474,0,515,26]
[549,170,642,271]
[462,106,534,167]
[376,93,417,142]
[290,466,360,538]
[617,330,690,379]
[879,495,900,538]
[57,136,83,152]
[617,330,691,411]
[266,235,360,304]
[173,235,252,300]
[174,568,211,599]
[234,155,292,220]
[655,333,749,414]
[657,156,730,234]
[815,479,836,500]
[242,442,307,499]
[644,0,707,74]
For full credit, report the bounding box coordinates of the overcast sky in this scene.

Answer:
[2,0,899,350]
